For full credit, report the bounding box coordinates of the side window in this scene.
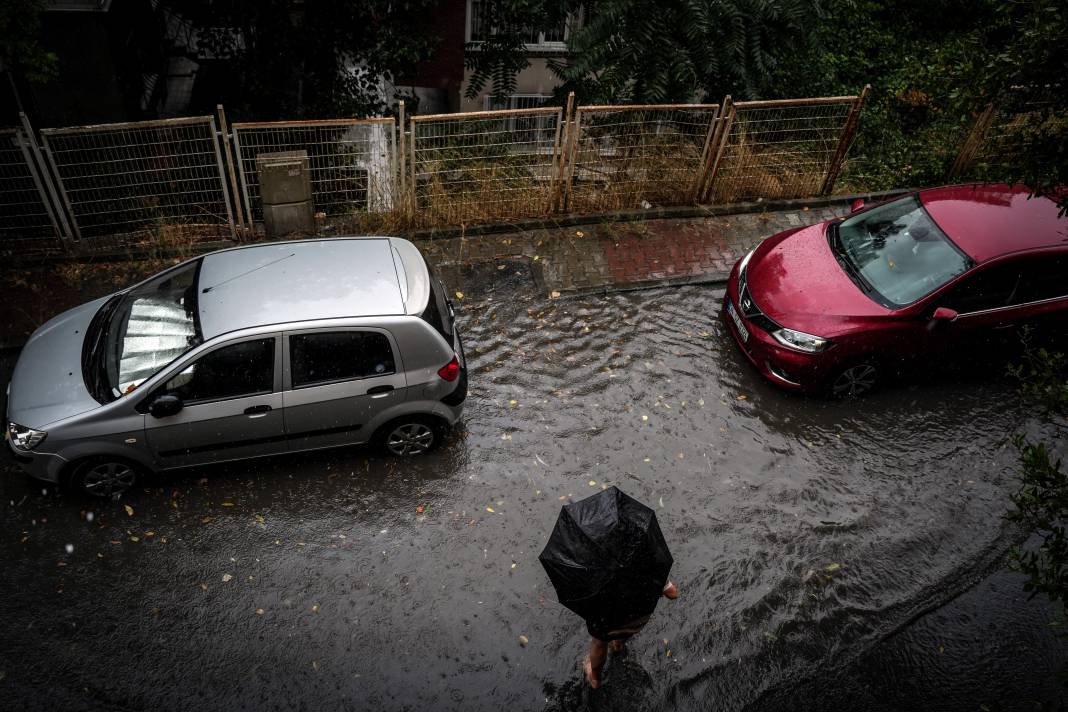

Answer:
[939,264,1021,313]
[1014,255,1068,304]
[164,338,275,403]
[290,331,396,388]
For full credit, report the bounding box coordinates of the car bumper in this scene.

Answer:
[4,437,66,483]
[722,264,830,393]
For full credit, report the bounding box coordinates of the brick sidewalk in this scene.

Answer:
[416,204,848,295]
[1,203,849,348]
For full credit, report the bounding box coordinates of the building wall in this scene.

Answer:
[458,58,562,113]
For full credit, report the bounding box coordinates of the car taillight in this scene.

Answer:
[438,355,460,382]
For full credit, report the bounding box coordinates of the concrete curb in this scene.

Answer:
[7,189,913,267]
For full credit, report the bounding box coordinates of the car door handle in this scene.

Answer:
[367,385,394,397]
[244,404,272,417]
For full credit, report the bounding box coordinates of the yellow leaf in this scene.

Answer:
[641,415,649,421]
[455,291,464,300]
[509,399,518,406]
[124,505,134,516]
[575,230,585,237]
[518,635,529,646]
[824,562,841,572]
[255,608,265,615]
[736,394,748,400]
[486,507,495,513]
[533,255,540,261]
[550,291,561,298]
[129,536,140,542]
[588,480,597,486]
[222,501,235,507]
[222,573,232,582]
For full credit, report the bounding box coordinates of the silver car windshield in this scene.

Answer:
[103,261,202,398]
[834,196,972,307]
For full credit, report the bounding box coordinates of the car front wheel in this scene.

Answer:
[830,362,879,398]
[72,457,140,497]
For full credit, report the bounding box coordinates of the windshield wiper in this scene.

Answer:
[82,294,123,404]
[828,223,872,294]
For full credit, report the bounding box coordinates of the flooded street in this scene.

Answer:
[1,265,1064,710]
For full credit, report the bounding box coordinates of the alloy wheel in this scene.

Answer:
[82,462,137,497]
[386,423,435,456]
[832,364,878,397]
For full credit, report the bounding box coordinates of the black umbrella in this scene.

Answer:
[539,487,673,632]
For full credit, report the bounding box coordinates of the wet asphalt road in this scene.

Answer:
[1,262,1065,711]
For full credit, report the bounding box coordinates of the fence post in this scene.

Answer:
[409,115,418,219]
[693,98,729,203]
[561,92,582,213]
[820,84,870,196]
[700,96,735,203]
[947,102,996,182]
[551,91,575,212]
[37,133,82,242]
[207,115,238,241]
[397,100,406,214]
[217,105,247,238]
[16,112,72,245]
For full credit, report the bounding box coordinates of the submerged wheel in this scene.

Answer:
[378,417,443,457]
[830,362,879,398]
[73,458,140,497]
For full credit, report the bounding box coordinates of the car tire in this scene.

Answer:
[375,416,444,457]
[71,457,141,498]
[829,361,880,398]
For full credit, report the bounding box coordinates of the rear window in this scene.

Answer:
[420,263,454,343]
[290,331,396,388]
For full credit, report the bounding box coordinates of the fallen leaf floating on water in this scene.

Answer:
[588,480,597,486]
[124,505,134,517]
[518,635,529,647]
[222,573,232,582]
[824,562,842,572]
[455,291,464,300]
[486,507,495,513]
[255,608,265,615]
[641,415,649,422]
[736,394,748,401]
[222,502,235,507]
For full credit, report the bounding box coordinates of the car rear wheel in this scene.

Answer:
[376,417,443,457]
[73,457,140,497]
[830,362,879,398]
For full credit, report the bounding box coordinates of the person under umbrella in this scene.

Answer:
[539,486,679,688]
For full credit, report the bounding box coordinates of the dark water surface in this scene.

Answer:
[2,266,1065,710]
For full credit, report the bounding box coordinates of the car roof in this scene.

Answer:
[919,184,1068,264]
[196,237,422,339]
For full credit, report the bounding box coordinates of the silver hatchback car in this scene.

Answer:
[5,237,467,496]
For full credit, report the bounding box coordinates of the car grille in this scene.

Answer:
[737,269,780,334]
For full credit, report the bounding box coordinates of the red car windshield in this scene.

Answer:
[833,196,972,307]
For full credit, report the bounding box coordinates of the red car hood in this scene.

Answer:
[745,223,891,336]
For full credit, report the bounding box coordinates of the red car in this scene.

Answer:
[723,184,1068,396]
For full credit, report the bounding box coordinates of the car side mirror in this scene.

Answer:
[850,198,865,213]
[931,307,958,322]
[149,394,184,418]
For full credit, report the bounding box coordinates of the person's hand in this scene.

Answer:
[663,581,678,599]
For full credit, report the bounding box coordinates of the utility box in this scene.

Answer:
[256,150,315,237]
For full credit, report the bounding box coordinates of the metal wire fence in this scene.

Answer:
[231,118,396,223]
[706,97,860,203]
[0,128,59,247]
[563,104,720,213]
[410,107,563,226]
[40,116,233,243]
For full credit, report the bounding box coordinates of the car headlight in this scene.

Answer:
[738,248,755,275]
[7,422,47,451]
[772,328,831,353]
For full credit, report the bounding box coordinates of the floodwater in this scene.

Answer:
[1,263,1064,711]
